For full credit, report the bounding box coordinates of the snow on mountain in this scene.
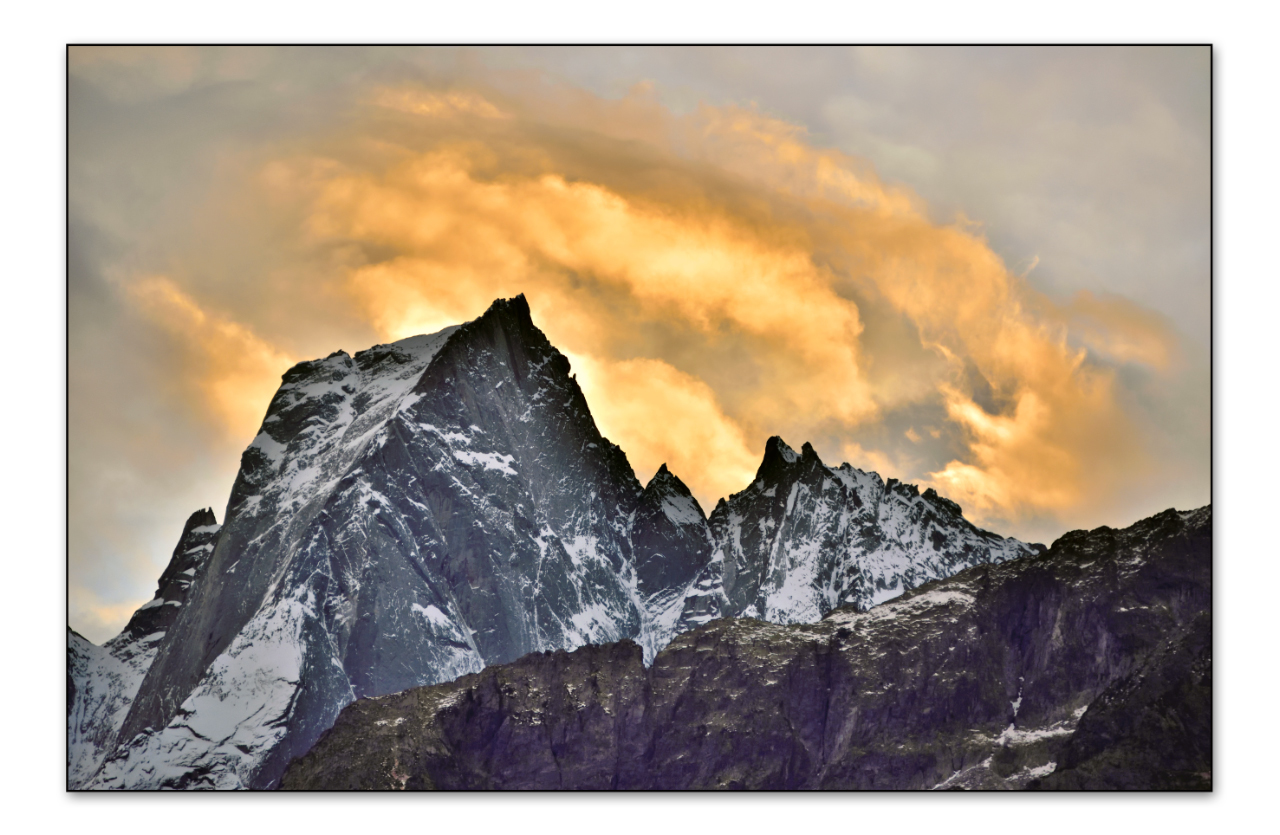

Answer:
[676,437,1040,631]
[278,505,1211,791]
[74,295,1039,790]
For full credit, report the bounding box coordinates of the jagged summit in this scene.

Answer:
[71,295,1039,791]
[676,431,1037,631]
[753,435,800,484]
[92,295,662,789]
[643,463,703,511]
[633,462,713,618]
[111,508,220,655]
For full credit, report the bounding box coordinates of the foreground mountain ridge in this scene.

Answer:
[70,295,1039,789]
[282,505,1211,790]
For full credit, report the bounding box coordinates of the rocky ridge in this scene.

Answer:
[281,506,1211,790]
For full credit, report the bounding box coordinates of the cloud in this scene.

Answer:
[123,275,297,444]
[69,588,149,643]
[68,45,269,103]
[569,355,759,503]
[1060,289,1180,370]
[68,52,1207,638]
[209,78,1190,532]
[373,86,510,120]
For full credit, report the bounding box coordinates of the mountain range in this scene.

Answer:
[69,295,1148,790]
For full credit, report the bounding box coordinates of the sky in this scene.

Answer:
[67,45,1210,644]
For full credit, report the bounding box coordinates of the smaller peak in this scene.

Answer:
[325,349,349,360]
[922,487,962,517]
[800,441,822,464]
[765,436,798,461]
[183,507,218,535]
[640,464,707,521]
[644,463,687,495]
[885,479,920,499]
[755,436,800,484]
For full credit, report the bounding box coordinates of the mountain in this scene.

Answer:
[71,295,1037,790]
[281,505,1211,790]
[677,436,1039,633]
[67,509,220,786]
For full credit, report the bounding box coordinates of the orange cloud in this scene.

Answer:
[373,87,509,120]
[1062,289,1180,370]
[124,276,297,444]
[840,441,900,479]
[143,77,1189,537]
[303,138,878,427]
[69,586,152,642]
[569,354,759,506]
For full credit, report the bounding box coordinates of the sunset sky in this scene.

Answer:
[68,46,1210,643]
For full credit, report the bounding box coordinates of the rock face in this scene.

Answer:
[1029,609,1210,790]
[73,296,1036,790]
[280,506,1211,791]
[67,509,220,786]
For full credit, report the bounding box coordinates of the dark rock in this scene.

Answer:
[1030,610,1211,790]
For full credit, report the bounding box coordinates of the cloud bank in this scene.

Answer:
[69,47,1209,641]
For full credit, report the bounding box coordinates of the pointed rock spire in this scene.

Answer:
[754,436,800,484]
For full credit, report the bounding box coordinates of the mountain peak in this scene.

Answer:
[182,507,217,535]
[755,436,800,483]
[482,293,532,326]
[921,487,962,517]
[642,463,700,509]
[644,463,681,491]
[108,506,222,659]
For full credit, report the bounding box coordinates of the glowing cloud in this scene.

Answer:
[373,87,509,120]
[568,354,760,504]
[66,49,1209,642]
[112,77,1193,537]
[124,276,297,444]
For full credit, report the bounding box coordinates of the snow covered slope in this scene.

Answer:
[77,295,1038,790]
[279,506,1211,791]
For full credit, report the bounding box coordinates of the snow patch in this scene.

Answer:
[1025,761,1057,779]
[660,495,703,527]
[453,450,517,476]
[412,603,452,628]
[249,431,286,463]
